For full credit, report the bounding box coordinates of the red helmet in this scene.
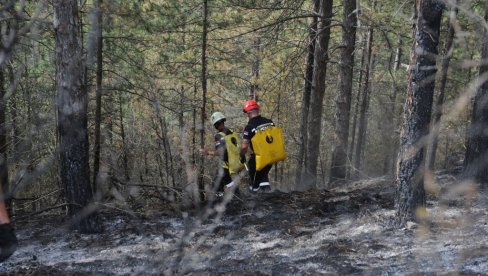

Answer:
[243,100,259,113]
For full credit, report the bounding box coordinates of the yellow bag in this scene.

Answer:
[251,124,287,171]
[219,130,245,174]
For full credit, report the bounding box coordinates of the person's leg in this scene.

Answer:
[212,166,233,199]
[216,168,232,197]
[0,192,17,262]
[221,168,233,191]
[256,164,272,190]
[212,167,224,197]
[248,155,259,191]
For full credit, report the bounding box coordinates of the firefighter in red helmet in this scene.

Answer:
[240,100,273,192]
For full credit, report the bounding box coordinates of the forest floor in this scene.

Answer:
[1,172,488,275]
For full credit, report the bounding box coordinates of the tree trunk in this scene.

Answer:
[384,36,403,175]
[426,2,457,171]
[54,0,100,233]
[250,36,261,100]
[396,0,443,225]
[354,28,374,178]
[348,31,366,179]
[0,63,8,206]
[192,83,197,165]
[198,0,209,202]
[464,0,488,187]
[296,0,319,188]
[274,93,281,182]
[156,100,175,188]
[119,94,129,181]
[8,65,19,154]
[329,0,358,183]
[0,2,16,211]
[304,0,334,188]
[93,0,103,191]
[0,1,18,67]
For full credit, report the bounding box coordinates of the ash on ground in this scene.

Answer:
[1,174,487,275]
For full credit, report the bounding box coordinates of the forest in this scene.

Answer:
[0,0,488,274]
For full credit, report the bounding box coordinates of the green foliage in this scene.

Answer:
[4,0,488,210]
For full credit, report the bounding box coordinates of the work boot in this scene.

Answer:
[259,182,271,193]
[0,223,17,262]
[249,185,260,193]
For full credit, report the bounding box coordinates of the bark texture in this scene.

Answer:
[396,0,443,225]
[93,0,103,190]
[329,0,357,183]
[0,63,8,203]
[426,2,457,171]
[304,0,334,188]
[354,28,374,178]
[384,37,403,175]
[198,0,209,202]
[54,0,99,233]
[464,0,488,188]
[296,0,320,189]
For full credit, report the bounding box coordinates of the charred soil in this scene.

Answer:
[1,174,487,275]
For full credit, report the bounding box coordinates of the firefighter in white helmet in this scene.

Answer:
[200,112,244,199]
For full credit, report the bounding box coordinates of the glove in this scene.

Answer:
[0,223,17,262]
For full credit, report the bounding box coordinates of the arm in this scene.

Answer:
[240,124,252,159]
[200,145,225,157]
[239,140,249,164]
[201,133,225,157]
[200,148,216,156]
[240,139,249,156]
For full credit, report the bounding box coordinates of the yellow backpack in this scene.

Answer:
[219,130,245,174]
[251,123,287,171]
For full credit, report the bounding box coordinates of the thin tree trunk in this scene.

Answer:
[275,92,281,181]
[93,0,103,191]
[250,36,261,100]
[156,138,165,185]
[396,0,443,225]
[8,66,18,154]
[0,63,8,206]
[192,83,197,165]
[198,0,209,202]
[54,0,100,233]
[464,0,488,187]
[0,1,19,67]
[296,0,319,188]
[348,0,366,179]
[1,7,18,212]
[304,0,334,188]
[426,2,457,171]
[329,0,358,183]
[354,28,374,178]
[384,37,403,175]
[462,51,474,162]
[156,102,175,188]
[119,94,129,181]
[348,32,366,179]
[177,86,186,190]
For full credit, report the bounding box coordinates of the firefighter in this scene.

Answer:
[200,112,243,199]
[240,100,274,192]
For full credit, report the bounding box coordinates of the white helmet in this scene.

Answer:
[210,112,226,125]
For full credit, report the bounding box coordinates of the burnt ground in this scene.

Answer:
[1,174,488,275]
